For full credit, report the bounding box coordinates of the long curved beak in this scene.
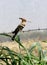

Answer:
[27,21,31,23]
[19,18,31,23]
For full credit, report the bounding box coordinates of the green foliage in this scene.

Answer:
[0,33,47,65]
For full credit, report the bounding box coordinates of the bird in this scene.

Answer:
[12,18,26,40]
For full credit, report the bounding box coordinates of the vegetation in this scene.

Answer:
[0,33,47,65]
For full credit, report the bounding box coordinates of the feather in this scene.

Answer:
[12,18,26,40]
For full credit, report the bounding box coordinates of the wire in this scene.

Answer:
[22,28,47,32]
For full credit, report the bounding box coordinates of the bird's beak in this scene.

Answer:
[26,20,31,23]
[19,18,31,23]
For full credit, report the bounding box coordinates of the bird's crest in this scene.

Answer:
[19,18,26,22]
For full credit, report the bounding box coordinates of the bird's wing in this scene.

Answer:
[12,25,24,34]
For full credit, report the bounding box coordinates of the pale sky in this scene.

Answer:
[0,0,47,33]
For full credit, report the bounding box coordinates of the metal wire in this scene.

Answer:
[22,28,47,32]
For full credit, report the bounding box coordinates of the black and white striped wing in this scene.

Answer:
[12,25,24,40]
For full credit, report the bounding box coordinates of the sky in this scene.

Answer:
[0,0,47,33]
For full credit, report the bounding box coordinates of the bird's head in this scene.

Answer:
[19,18,27,26]
[19,18,32,26]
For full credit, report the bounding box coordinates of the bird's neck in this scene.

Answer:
[21,21,26,25]
[19,21,26,27]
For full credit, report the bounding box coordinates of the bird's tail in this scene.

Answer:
[12,34,16,41]
[12,31,15,33]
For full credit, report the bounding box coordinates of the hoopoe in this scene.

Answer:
[12,18,26,40]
